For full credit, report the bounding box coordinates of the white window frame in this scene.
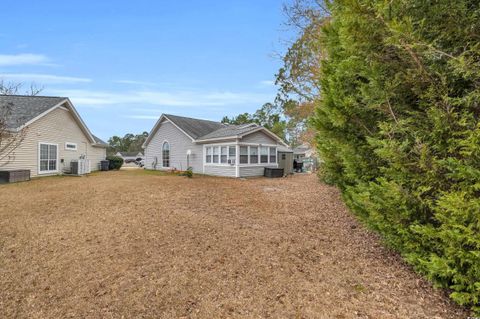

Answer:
[228,146,236,165]
[239,145,249,164]
[202,142,279,173]
[206,146,212,163]
[249,145,259,164]
[220,146,228,164]
[38,142,59,175]
[260,146,269,163]
[162,141,170,168]
[237,144,279,167]
[212,146,220,163]
[204,143,239,166]
[269,146,277,164]
[65,142,77,151]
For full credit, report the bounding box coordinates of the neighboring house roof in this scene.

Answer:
[278,145,294,153]
[92,135,108,147]
[164,114,225,140]
[0,95,107,147]
[117,151,143,157]
[143,114,288,147]
[293,145,312,154]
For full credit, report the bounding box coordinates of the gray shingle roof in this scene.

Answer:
[196,124,260,140]
[164,114,225,139]
[0,95,66,129]
[278,145,294,152]
[92,134,108,146]
[293,146,311,154]
[0,95,105,147]
[144,113,286,147]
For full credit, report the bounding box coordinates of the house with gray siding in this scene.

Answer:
[143,114,288,177]
[0,95,107,177]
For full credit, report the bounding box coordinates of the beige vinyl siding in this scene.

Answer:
[0,107,106,177]
[144,120,203,173]
[204,165,236,177]
[88,146,108,171]
[241,131,277,144]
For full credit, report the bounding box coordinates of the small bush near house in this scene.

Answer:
[107,155,124,170]
[180,167,193,178]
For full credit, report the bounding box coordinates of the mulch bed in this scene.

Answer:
[0,171,468,318]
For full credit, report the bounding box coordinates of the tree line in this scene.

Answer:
[107,132,149,155]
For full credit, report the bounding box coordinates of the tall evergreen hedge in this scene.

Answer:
[313,0,480,313]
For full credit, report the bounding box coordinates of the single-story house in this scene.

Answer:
[143,114,288,177]
[0,95,108,177]
[293,144,315,160]
[115,151,144,163]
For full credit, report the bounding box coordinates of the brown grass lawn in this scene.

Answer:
[0,170,467,318]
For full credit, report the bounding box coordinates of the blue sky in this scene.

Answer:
[0,1,291,140]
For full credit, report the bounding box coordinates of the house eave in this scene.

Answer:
[194,135,240,143]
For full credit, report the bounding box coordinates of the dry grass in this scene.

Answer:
[0,171,467,318]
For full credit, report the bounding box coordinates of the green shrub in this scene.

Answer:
[313,0,480,313]
[180,167,193,178]
[106,155,124,170]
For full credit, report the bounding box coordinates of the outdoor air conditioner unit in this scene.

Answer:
[71,159,91,175]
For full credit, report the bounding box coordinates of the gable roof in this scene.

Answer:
[143,113,226,146]
[164,114,225,139]
[0,95,66,130]
[196,124,260,141]
[143,113,288,147]
[0,95,107,147]
[92,135,108,147]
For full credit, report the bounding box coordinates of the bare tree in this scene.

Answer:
[0,80,43,166]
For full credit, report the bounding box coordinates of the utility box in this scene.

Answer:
[264,167,284,178]
[0,170,31,184]
[100,160,109,171]
[71,159,91,175]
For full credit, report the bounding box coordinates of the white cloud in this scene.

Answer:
[49,89,272,108]
[0,73,91,84]
[0,53,51,66]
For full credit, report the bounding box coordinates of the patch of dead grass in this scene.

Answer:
[0,171,468,318]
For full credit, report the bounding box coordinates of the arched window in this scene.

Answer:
[162,142,170,167]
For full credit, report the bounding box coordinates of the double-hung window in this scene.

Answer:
[39,143,58,173]
[250,146,258,164]
[206,147,212,163]
[220,146,228,164]
[269,147,277,163]
[239,146,248,164]
[212,146,219,163]
[260,146,268,163]
[228,146,236,164]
